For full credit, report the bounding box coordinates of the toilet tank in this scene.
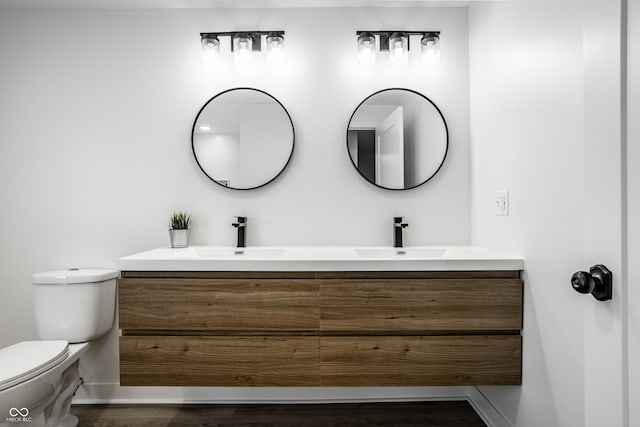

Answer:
[32,269,118,343]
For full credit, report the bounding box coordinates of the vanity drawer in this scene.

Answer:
[119,335,320,386]
[118,271,523,387]
[319,278,523,333]
[119,278,319,332]
[319,335,521,386]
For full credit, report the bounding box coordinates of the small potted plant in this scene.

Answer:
[169,211,191,248]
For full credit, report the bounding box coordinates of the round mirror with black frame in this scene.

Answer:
[191,87,295,190]
[346,88,448,191]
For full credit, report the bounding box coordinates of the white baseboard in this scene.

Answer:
[74,383,471,404]
[467,386,512,427]
[74,383,512,427]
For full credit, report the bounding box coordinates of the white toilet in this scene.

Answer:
[0,269,117,427]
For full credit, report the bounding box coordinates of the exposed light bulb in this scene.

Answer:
[200,35,221,65]
[357,32,376,67]
[388,32,408,65]
[266,33,286,65]
[233,33,253,65]
[421,33,440,66]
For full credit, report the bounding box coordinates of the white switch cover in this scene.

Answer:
[496,190,509,216]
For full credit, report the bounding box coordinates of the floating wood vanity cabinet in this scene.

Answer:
[118,270,523,387]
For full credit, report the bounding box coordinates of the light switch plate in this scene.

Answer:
[496,190,509,216]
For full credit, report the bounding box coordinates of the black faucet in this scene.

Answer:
[232,216,247,248]
[393,217,409,248]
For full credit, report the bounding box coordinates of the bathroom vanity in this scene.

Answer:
[117,246,523,387]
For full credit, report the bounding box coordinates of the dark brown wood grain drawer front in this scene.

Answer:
[119,336,320,386]
[319,335,521,386]
[119,278,319,332]
[319,278,523,333]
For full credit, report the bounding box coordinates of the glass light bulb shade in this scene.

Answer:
[201,36,221,64]
[388,33,408,65]
[421,34,440,66]
[357,33,376,66]
[266,34,286,65]
[233,34,253,65]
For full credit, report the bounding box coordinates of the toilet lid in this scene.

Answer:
[0,340,69,391]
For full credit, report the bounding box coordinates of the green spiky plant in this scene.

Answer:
[169,211,191,230]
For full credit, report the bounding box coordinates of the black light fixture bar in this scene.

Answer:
[356,30,440,51]
[200,31,285,52]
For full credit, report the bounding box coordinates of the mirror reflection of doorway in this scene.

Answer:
[347,88,448,191]
[347,106,406,188]
[376,106,404,188]
[348,129,375,183]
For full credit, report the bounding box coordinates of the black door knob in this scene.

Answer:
[571,271,593,293]
[570,264,612,301]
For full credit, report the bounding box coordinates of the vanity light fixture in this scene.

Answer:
[232,32,253,65]
[356,32,376,66]
[356,30,440,67]
[388,32,409,65]
[200,31,285,66]
[200,34,221,64]
[266,32,286,64]
[420,32,441,66]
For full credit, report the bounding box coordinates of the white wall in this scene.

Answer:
[0,7,470,396]
[469,1,585,426]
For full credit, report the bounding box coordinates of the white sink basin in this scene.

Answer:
[355,248,446,259]
[168,247,286,259]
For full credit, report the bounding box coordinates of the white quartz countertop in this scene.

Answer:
[117,246,524,271]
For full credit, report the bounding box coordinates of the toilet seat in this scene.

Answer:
[0,340,69,391]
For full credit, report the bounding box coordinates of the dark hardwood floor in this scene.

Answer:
[72,401,487,426]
